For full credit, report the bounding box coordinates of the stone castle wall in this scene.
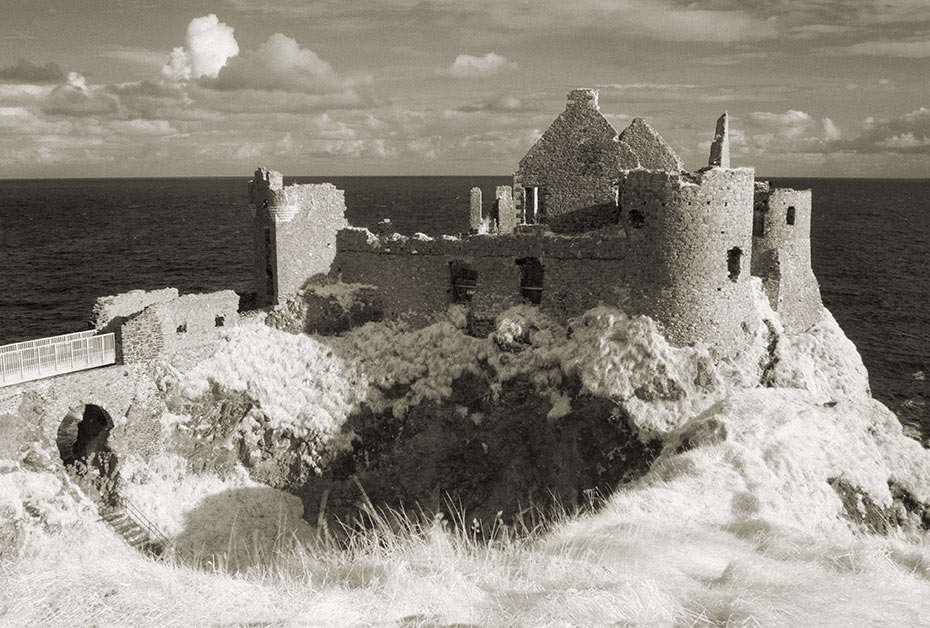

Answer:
[92,287,179,333]
[752,183,823,333]
[622,168,760,348]
[120,290,239,364]
[249,168,348,306]
[333,228,628,327]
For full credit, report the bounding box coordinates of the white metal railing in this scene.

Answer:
[0,330,97,354]
[0,332,116,387]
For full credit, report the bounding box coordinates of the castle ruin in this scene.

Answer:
[247,88,824,351]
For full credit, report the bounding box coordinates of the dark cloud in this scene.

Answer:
[0,58,66,83]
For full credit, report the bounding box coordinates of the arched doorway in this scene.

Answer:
[57,404,119,499]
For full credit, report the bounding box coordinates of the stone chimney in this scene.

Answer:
[708,112,730,169]
[567,88,599,110]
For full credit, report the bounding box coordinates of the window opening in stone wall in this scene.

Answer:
[786,206,796,226]
[176,323,187,334]
[753,207,766,237]
[264,227,275,300]
[215,315,225,327]
[517,257,544,305]
[629,208,645,229]
[450,261,478,304]
[523,187,546,224]
[727,247,742,282]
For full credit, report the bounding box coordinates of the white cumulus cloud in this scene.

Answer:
[161,14,240,82]
[447,53,516,78]
[211,33,366,96]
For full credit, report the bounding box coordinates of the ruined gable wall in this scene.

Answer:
[333,228,629,327]
[752,185,823,333]
[622,168,759,351]
[514,89,636,233]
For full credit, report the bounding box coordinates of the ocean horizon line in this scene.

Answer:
[1,174,928,182]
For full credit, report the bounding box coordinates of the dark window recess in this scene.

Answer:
[176,323,187,334]
[752,208,766,237]
[215,315,225,327]
[629,208,645,229]
[264,227,275,300]
[786,206,796,226]
[727,247,742,282]
[450,261,477,304]
[517,257,544,305]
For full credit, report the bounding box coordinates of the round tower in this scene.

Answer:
[621,168,759,351]
[751,183,823,333]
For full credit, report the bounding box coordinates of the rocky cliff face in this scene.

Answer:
[146,276,930,540]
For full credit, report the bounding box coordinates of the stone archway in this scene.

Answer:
[57,404,119,497]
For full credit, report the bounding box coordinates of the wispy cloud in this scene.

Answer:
[445,53,517,78]
[98,46,170,70]
[839,108,930,154]
[597,83,698,91]
[828,39,930,58]
[456,95,533,113]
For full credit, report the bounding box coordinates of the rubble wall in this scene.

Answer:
[622,168,759,350]
[92,288,179,333]
[752,184,823,333]
[120,291,239,364]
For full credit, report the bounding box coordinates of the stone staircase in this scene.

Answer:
[98,496,169,557]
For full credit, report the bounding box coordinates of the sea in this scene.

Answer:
[1,176,928,438]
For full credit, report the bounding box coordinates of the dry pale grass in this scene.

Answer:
[3,487,930,628]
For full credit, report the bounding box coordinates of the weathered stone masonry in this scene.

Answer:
[622,168,759,350]
[102,289,240,364]
[514,88,639,233]
[752,182,823,333]
[247,88,825,351]
[249,168,347,306]
[333,229,628,327]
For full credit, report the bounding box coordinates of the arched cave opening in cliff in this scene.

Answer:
[57,404,119,494]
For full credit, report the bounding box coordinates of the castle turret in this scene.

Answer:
[751,183,823,333]
[622,167,759,351]
[248,167,348,306]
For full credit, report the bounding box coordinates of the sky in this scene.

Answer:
[0,0,928,178]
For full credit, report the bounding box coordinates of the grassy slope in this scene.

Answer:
[3,280,930,627]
